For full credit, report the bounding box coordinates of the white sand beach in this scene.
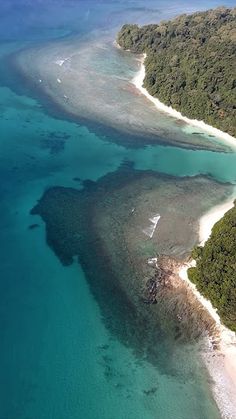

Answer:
[130,47,236,415]
[179,198,236,419]
[132,54,236,149]
[199,198,235,246]
[130,50,236,418]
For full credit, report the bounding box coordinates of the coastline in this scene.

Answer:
[179,197,236,419]
[130,51,236,417]
[132,54,236,149]
[199,197,235,246]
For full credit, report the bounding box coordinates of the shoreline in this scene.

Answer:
[179,197,236,419]
[129,49,236,417]
[132,54,236,149]
[199,197,235,246]
[130,50,236,417]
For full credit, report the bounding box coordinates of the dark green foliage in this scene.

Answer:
[117,7,236,136]
[188,202,236,331]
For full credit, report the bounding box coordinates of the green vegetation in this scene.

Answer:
[117,7,236,137]
[188,202,236,331]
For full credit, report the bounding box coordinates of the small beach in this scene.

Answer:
[178,197,236,419]
[132,54,236,150]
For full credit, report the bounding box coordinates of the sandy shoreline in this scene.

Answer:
[199,198,236,419]
[132,54,236,149]
[179,197,236,419]
[199,197,235,246]
[130,52,236,417]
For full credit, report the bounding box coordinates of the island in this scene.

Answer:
[117,7,236,137]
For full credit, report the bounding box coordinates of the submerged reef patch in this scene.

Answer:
[31,165,233,373]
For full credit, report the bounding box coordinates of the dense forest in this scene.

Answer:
[188,202,236,331]
[117,7,236,137]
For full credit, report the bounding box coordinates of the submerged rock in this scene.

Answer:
[28,223,40,230]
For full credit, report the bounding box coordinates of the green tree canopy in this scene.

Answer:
[117,7,236,137]
[188,201,236,331]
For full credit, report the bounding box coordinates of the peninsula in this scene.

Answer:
[117,7,236,137]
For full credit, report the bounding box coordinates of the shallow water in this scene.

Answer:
[12,34,233,152]
[0,1,236,418]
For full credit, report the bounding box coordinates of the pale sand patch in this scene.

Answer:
[180,261,236,419]
[132,54,236,149]
[199,197,235,246]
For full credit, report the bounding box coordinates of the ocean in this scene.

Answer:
[0,1,236,418]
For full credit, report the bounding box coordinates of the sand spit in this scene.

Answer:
[132,54,236,150]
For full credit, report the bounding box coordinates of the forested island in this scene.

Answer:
[188,202,236,332]
[117,7,236,137]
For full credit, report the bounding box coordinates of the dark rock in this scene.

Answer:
[28,223,40,230]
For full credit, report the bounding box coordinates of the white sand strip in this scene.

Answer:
[179,261,236,419]
[178,196,236,419]
[132,54,236,149]
[199,197,235,245]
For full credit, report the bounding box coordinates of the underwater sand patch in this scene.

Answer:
[11,37,230,152]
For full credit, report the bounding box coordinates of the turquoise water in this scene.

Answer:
[0,1,236,418]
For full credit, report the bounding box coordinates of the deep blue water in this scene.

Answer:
[0,1,236,418]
